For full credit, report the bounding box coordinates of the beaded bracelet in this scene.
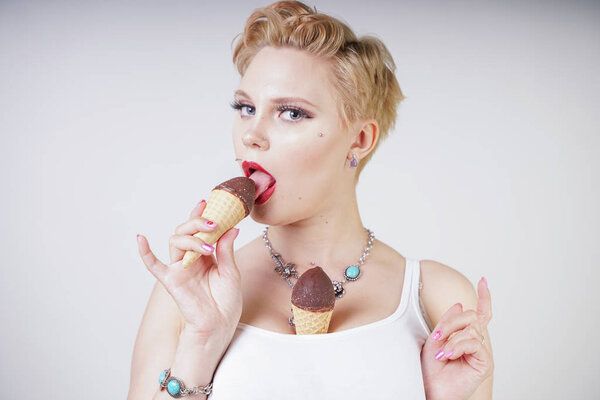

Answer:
[159,368,213,398]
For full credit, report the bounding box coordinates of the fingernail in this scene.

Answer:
[434,350,445,360]
[432,330,442,340]
[136,234,141,242]
[197,199,206,206]
[202,243,214,253]
[482,276,488,287]
[444,350,454,358]
[205,220,217,227]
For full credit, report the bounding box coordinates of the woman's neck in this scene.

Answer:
[264,195,371,277]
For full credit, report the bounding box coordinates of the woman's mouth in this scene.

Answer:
[254,180,276,205]
[242,161,277,205]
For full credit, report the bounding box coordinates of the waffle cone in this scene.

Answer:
[182,189,247,268]
[291,303,333,335]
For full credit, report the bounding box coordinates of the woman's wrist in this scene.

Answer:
[179,325,229,349]
[424,388,467,400]
[169,327,226,387]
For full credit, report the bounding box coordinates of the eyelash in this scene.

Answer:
[229,100,313,121]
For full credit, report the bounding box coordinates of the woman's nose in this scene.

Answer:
[241,124,270,150]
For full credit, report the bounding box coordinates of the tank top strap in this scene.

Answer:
[404,257,433,338]
[405,258,420,297]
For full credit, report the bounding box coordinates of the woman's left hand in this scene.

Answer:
[421,278,494,400]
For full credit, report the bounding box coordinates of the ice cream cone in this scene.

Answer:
[291,303,333,334]
[181,177,255,269]
[290,266,336,335]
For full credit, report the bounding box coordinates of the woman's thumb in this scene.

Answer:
[214,228,241,278]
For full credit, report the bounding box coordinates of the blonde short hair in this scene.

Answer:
[231,1,405,180]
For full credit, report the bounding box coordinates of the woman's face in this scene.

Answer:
[232,45,356,225]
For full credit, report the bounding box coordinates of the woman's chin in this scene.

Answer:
[249,197,288,226]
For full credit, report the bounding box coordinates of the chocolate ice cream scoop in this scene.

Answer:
[291,266,336,312]
[213,176,256,216]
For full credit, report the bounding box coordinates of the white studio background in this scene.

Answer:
[1,0,598,399]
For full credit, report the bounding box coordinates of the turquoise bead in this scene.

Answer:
[167,379,181,396]
[159,370,167,384]
[346,265,360,279]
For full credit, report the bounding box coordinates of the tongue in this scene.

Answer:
[249,170,276,200]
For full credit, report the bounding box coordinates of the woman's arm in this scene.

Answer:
[420,260,494,400]
[127,282,225,400]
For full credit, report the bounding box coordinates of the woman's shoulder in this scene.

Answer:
[420,259,472,287]
[419,259,480,327]
[234,235,264,263]
[234,235,273,277]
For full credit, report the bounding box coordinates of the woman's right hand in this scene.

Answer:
[136,200,243,347]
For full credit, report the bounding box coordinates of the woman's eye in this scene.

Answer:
[241,105,255,116]
[278,107,311,122]
[229,100,255,117]
[281,109,303,121]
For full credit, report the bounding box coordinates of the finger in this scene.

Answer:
[438,324,482,360]
[477,277,492,326]
[214,228,241,279]
[170,200,216,263]
[429,302,463,343]
[441,337,487,361]
[174,217,218,236]
[169,234,216,263]
[137,234,167,281]
[434,308,481,343]
[189,199,207,219]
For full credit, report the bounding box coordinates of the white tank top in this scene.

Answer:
[209,258,432,399]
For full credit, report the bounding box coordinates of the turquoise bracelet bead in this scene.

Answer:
[159,370,168,385]
[167,379,181,396]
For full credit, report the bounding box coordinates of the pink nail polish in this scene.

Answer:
[206,220,217,227]
[434,350,445,360]
[202,243,214,252]
[197,200,206,206]
[482,276,488,287]
[444,350,454,358]
[432,330,442,340]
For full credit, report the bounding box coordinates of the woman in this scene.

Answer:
[129,1,494,399]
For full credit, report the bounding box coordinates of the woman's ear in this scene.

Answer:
[349,118,379,160]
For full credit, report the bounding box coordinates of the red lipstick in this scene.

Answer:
[242,161,277,205]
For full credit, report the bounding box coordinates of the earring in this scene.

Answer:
[349,154,359,168]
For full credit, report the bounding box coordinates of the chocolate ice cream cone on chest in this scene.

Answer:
[182,177,255,268]
[291,266,336,334]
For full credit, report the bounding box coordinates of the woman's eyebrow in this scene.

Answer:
[234,90,318,108]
